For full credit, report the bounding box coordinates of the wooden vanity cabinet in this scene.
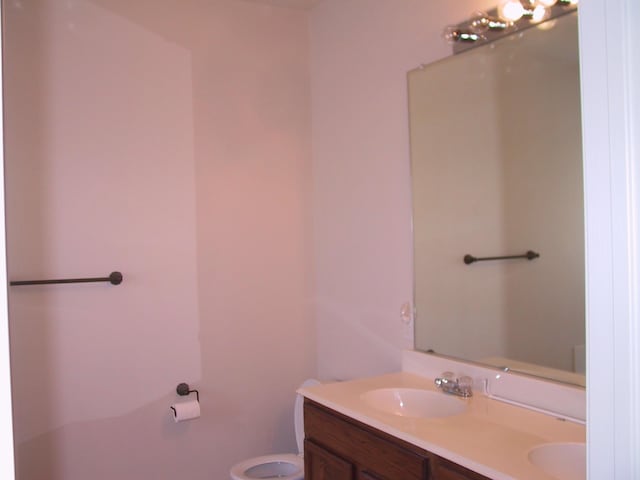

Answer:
[304,399,491,480]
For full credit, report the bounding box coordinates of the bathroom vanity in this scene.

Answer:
[299,356,586,480]
[304,399,489,480]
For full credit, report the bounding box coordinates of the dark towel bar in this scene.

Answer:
[463,251,539,265]
[9,271,123,286]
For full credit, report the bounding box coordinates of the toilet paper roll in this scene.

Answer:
[171,400,200,422]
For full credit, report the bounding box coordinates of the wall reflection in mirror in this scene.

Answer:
[409,11,584,386]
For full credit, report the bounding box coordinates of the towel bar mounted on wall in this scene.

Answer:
[9,271,123,286]
[463,251,540,265]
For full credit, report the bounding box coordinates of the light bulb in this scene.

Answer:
[469,11,510,33]
[469,12,491,33]
[442,26,461,43]
[498,1,525,22]
[531,4,547,22]
[536,0,557,6]
[469,11,491,33]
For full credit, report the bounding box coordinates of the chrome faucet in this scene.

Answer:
[434,372,473,398]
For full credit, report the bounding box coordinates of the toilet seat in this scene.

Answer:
[230,453,303,480]
[229,379,320,480]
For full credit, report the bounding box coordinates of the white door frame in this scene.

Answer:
[580,0,640,478]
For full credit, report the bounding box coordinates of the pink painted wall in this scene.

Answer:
[309,0,497,380]
[4,1,314,479]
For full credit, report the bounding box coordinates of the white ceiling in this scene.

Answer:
[241,0,323,10]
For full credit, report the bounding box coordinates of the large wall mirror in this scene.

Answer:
[409,11,585,386]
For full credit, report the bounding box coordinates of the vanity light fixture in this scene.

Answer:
[469,11,510,34]
[443,27,482,44]
[443,12,508,45]
[495,0,579,22]
[444,0,577,53]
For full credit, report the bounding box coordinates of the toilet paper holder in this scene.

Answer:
[170,382,200,416]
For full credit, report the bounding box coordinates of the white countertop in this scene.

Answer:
[299,372,585,480]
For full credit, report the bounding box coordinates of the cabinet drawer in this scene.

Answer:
[304,400,429,480]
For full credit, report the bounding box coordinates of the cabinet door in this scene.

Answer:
[304,439,354,480]
[431,455,491,480]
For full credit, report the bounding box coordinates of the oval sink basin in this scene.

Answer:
[528,443,585,480]
[360,388,467,418]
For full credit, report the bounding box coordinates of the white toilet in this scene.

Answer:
[230,379,320,480]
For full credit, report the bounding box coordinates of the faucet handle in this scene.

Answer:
[434,371,456,387]
[458,375,473,393]
[434,373,474,397]
[441,371,455,382]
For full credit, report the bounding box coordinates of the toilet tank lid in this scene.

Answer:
[295,378,321,454]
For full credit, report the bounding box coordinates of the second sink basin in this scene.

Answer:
[360,387,467,418]
[528,442,585,480]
